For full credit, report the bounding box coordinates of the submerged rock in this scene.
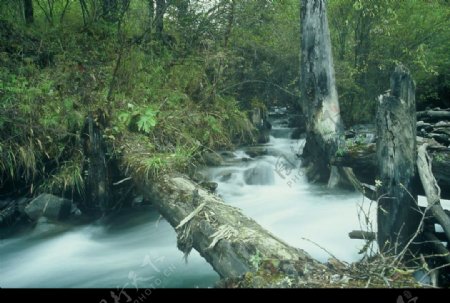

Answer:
[220,151,236,159]
[245,147,268,158]
[24,193,72,221]
[244,163,275,185]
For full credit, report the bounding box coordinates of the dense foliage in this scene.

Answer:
[0,0,448,198]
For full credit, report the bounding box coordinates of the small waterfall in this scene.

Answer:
[244,163,275,185]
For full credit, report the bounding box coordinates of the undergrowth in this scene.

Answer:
[0,19,255,198]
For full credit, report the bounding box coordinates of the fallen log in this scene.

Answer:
[128,170,318,278]
[417,144,450,243]
[417,110,450,122]
[331,141,450,200]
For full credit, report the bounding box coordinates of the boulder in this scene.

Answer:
[244,163,275,185]
[24,194,72,221]
[200,181,218,192]
[202,151,224,166]
[244,147,268,158]
[220,151,236,159]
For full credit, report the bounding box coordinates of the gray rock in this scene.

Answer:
[191,171,206,183]
[0,199,11,210]
[220,151,236,159]
[200,181,218,192]
[244,164,275,185]
[24,194,72,221]
[202,152,223,166]
[245,147,268,158]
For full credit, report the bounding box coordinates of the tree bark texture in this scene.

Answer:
[300,0,344,182]
[376,64,421,254]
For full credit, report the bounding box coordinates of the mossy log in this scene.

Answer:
[131,172,318,278]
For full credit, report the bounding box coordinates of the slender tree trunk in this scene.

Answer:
[81,113,112,217]
[79,0,89,26]
[224,0,235,48]
[300,0,344,183]
[23,0,34,25]
[60,0,71,24]
[155,0,166,39]
[376,64,420,255]
[148,0,155,23]
[354,12,371,98]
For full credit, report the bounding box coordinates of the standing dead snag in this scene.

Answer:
[376,65,421,255]
[300,0,345,184]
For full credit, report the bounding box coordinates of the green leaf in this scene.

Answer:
[137,107,157,134]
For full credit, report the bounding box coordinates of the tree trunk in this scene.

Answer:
[23,0,34,25]
[224,0,235,48]
[376,64,421,255]
[148,0,155,21]
[155,0,166,39]
[132,173,315,278]
[300,0,344,183]
[81,113,111,217]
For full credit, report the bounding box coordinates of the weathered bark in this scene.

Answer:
[132,173,316,278]
[300,0,344,184]
[417,144,450,243]
[81,114,111,217]
[376,65,421,254]
[23,0,34,24]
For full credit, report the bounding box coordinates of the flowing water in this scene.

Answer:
[0,118,382,288]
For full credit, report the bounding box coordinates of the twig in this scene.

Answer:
[300,237,340,262]
[113,176,132,186]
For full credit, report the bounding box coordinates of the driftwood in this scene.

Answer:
[129,171,318,278]
[417,144,450,244]
[376,65,421,254]
[348,230,376,241]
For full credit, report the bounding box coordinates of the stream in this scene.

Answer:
[0,118,378,288]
